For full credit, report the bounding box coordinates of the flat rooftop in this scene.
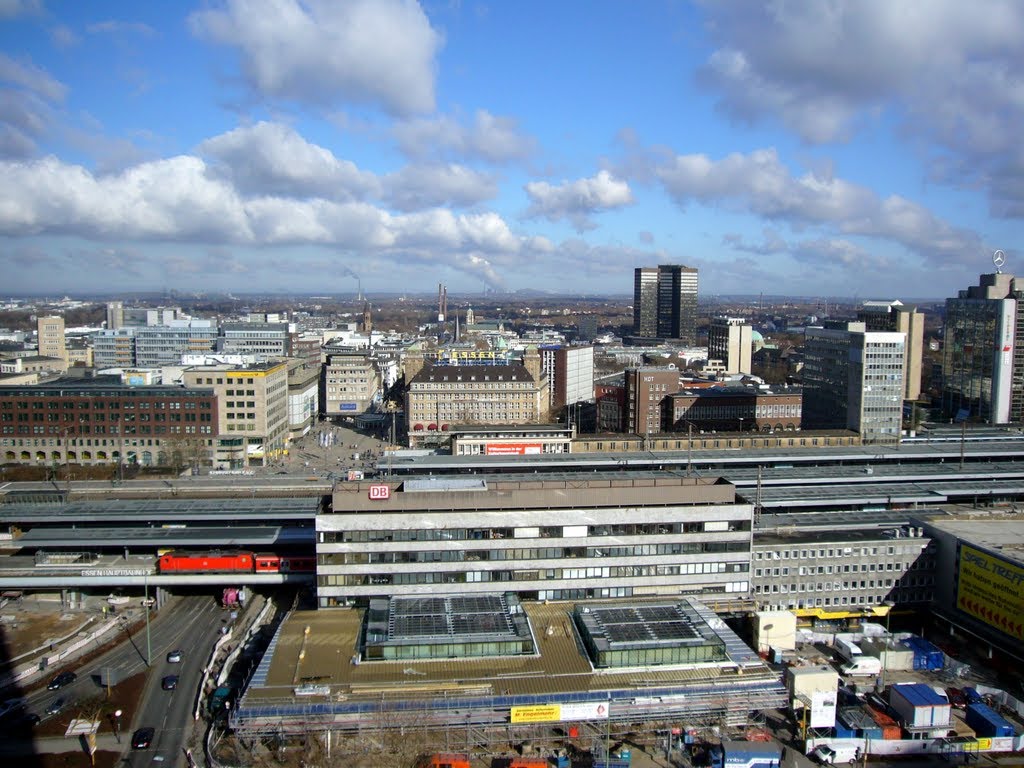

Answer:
[920,516,1024,565]
[243,598,776,705]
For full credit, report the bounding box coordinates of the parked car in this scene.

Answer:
[45,698,65,716]
[161,675,179,691]
[131,726,155,749]
[46,671,76,690]
[945,687,967,709]
[166,650,182,663]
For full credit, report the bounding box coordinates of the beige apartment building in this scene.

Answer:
[182,360,289,468]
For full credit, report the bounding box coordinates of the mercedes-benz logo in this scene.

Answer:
[993,249,1006,269]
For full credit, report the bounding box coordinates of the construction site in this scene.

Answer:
[219,595,786,765]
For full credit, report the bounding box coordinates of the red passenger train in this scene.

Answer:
[158,551,315,574]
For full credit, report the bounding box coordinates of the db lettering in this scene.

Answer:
[368,485,390,500]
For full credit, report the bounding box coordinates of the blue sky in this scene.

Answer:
[0,0,1021,299]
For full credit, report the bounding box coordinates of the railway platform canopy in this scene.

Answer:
[230,596,785,739]
[0,496,322,524]
[12,524,313,549]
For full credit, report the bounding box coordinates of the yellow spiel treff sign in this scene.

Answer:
[957,544,1024,641]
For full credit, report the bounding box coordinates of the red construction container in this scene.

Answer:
[865,705,901,740]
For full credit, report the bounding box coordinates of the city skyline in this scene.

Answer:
[0,1,1020,298]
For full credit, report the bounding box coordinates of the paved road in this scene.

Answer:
[121,596,225,767]
[1,595,225,766]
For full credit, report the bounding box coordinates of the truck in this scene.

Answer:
[710,739,782,768]
[810,743,861,765]
[841,656,881,677]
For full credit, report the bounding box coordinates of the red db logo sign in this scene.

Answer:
[368,484,390,500]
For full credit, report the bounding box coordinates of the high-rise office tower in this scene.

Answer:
[633,267,659,338]
[802,321,905,444]
[36,315,67,363]
[632,264,699,343]
[657,265,698,343]
[707,316,753,374]
[942,272,1024,424]
[857,300,924,402]
[105,301,124,331]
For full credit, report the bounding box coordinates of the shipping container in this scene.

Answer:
[419,755,471,768]
[889,683,951,728]
[864,705,901,740]
[965,703,1015,738]
[900,637,944,671]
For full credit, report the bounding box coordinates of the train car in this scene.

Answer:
[254,554,316,573]
[158,551,255,574]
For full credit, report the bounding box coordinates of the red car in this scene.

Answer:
[945,687,967,709]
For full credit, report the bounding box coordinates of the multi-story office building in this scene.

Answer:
[670,387,802,433]
[857,300,924,402]
[657,264,699,343]
[802,322,905,444]
[321,351,381,418]
[93,320,217,369]
[92,328,137,369]
[36,316,66,364]
[0,377,217,467]
[632,265,699,343]
[218,322,290,358]
[105,301,123,331]
[405,361,548,447]
[633,267,659,337]
[942,272,1023,424]
[751,528,934,613]
[182,360,289,467]
[539,344,594,413]
[315,473,752,607]
[624,366,680,435]
[595,374,626,433]
[707,317,753,375]
[131,320,217,367]
[286,360,319,440]
[120,306,184,328]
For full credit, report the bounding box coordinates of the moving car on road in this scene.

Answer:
[166,650,183,663]
[162,675,179,691]
[46,671,76,690]
[45,698,65,716]
[132,726,155,749]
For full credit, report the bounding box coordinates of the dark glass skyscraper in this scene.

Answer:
[632,264,698,344]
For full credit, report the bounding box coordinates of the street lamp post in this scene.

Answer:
[880,600,895,689]
[113,709,122,743]
[144,573,152,666]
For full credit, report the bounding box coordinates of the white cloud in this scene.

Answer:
[524,170,634,232]
[0,152,547,289]
[198,121,380,200]
[189,0,442,116]
[0,53,66,158]
[0,53,67,103]
[382,163,497,211]
[393,109,535,162]
[698,0,1024,215]
[657,148,982,265]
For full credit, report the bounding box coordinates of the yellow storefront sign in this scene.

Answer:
[957,544,1024,641]
[510,704,561,724]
